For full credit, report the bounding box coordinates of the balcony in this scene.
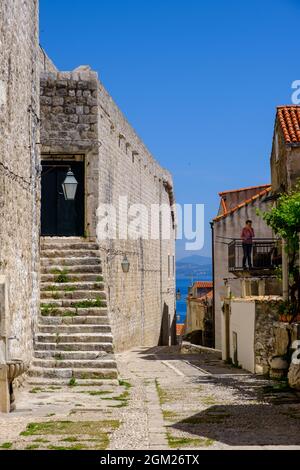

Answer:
[228,239,282,276]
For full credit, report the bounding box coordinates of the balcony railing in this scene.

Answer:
[228,239,282,274]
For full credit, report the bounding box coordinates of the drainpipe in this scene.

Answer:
[210,221,215,348]
[282,238,289,301]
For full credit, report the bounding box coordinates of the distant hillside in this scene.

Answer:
[176,261,212,280]
[177,255,212,266]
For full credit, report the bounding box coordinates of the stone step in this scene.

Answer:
[34,350,113,360]
[41,265,102,274]
[36,333,113,343]
[41,242,99,251]
[41,298,107,308]
[41,257,101,267]
[38,324,111,334]
[40,306,108,317]
[41,236,89,242]
[41,281,104,292]
[35,342,114,352]
[40,316,110,325]
[40,290,106,300]
[41,299,107,314]
[32,358,117,369]
[27,377,119,386]
[41,273,103,282]
[28,367,118,380]
[41,249,101,259]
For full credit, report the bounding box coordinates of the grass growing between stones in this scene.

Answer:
[0,442,13,449]
[155,379,172,405]
[85,390,113,396]
[102,390,130,408]
[118,379,132,389]
[162,410,181,422]
[29,387,43,394]
[19,420,120,450]
[73,299,106,309]
[47,444,89,451]
[40,304,59,316]
[201,396,220,406]
[167,432,214,449]
[68,378,77,387]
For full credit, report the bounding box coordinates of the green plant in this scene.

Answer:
[55,270,70,283]
[0,442,13,449]
[63,286,76,292]
[73,298,106,309]
[258,183,300,317]
[69,377,77,387]
[118,379,132,389]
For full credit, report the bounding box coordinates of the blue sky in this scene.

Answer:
[40,0,300,259]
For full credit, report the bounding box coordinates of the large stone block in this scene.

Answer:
[288,363,300,390]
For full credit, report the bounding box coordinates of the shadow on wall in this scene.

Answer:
[158,303,177,346]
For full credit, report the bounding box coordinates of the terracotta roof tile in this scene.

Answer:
[277,105,300,143]
[193,281,213,289]
[219,184,270,196]
[213,186,271,222]
[176,324,185,335]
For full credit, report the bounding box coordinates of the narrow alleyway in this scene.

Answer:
[0,346,300,450]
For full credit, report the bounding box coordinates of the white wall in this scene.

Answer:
[229,300,255,373]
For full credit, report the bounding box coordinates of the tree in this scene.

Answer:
[259,185,300,316]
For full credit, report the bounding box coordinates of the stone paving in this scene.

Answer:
[0,346,300,450]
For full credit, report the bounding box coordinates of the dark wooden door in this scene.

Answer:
[41,161,84,236]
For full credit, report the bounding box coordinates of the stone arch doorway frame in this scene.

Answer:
[40,147,99,240]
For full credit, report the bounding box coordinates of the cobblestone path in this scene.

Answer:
[0,346,300,450]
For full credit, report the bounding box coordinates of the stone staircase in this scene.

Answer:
[28,237,118,386]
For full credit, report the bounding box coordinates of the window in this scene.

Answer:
[168,255,171,279]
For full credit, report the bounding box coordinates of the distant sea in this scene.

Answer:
[176,274,212,324]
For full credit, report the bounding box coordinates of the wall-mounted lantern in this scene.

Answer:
[62,168,78,201]
[176,289,181,301]
[121,255,130,273]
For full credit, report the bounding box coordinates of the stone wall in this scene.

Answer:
[39,47,58,74]
[0,0,40,363]
[40,67,176,352]
[271,120,300,193]
[254,299,280,374]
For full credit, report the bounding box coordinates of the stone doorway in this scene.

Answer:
[41,157,85,237]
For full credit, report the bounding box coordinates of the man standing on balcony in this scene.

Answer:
[241,220,255,269]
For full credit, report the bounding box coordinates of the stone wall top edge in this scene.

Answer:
[230,296,283,303]
[40,65,173,186]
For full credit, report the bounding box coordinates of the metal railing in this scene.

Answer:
[228,239,282,272]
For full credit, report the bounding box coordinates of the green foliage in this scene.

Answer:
[55,271,70,283]
[0,442,13,449]
[68,377,77,387]
[258,184,300,314]
[258,185,300,242]
[73,298,106,309]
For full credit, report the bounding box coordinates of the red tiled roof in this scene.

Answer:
[219,184,270,196]
[194,281,213,289]
[213,186,271,222]
[277,105,300,143]
[176,324,185,336]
